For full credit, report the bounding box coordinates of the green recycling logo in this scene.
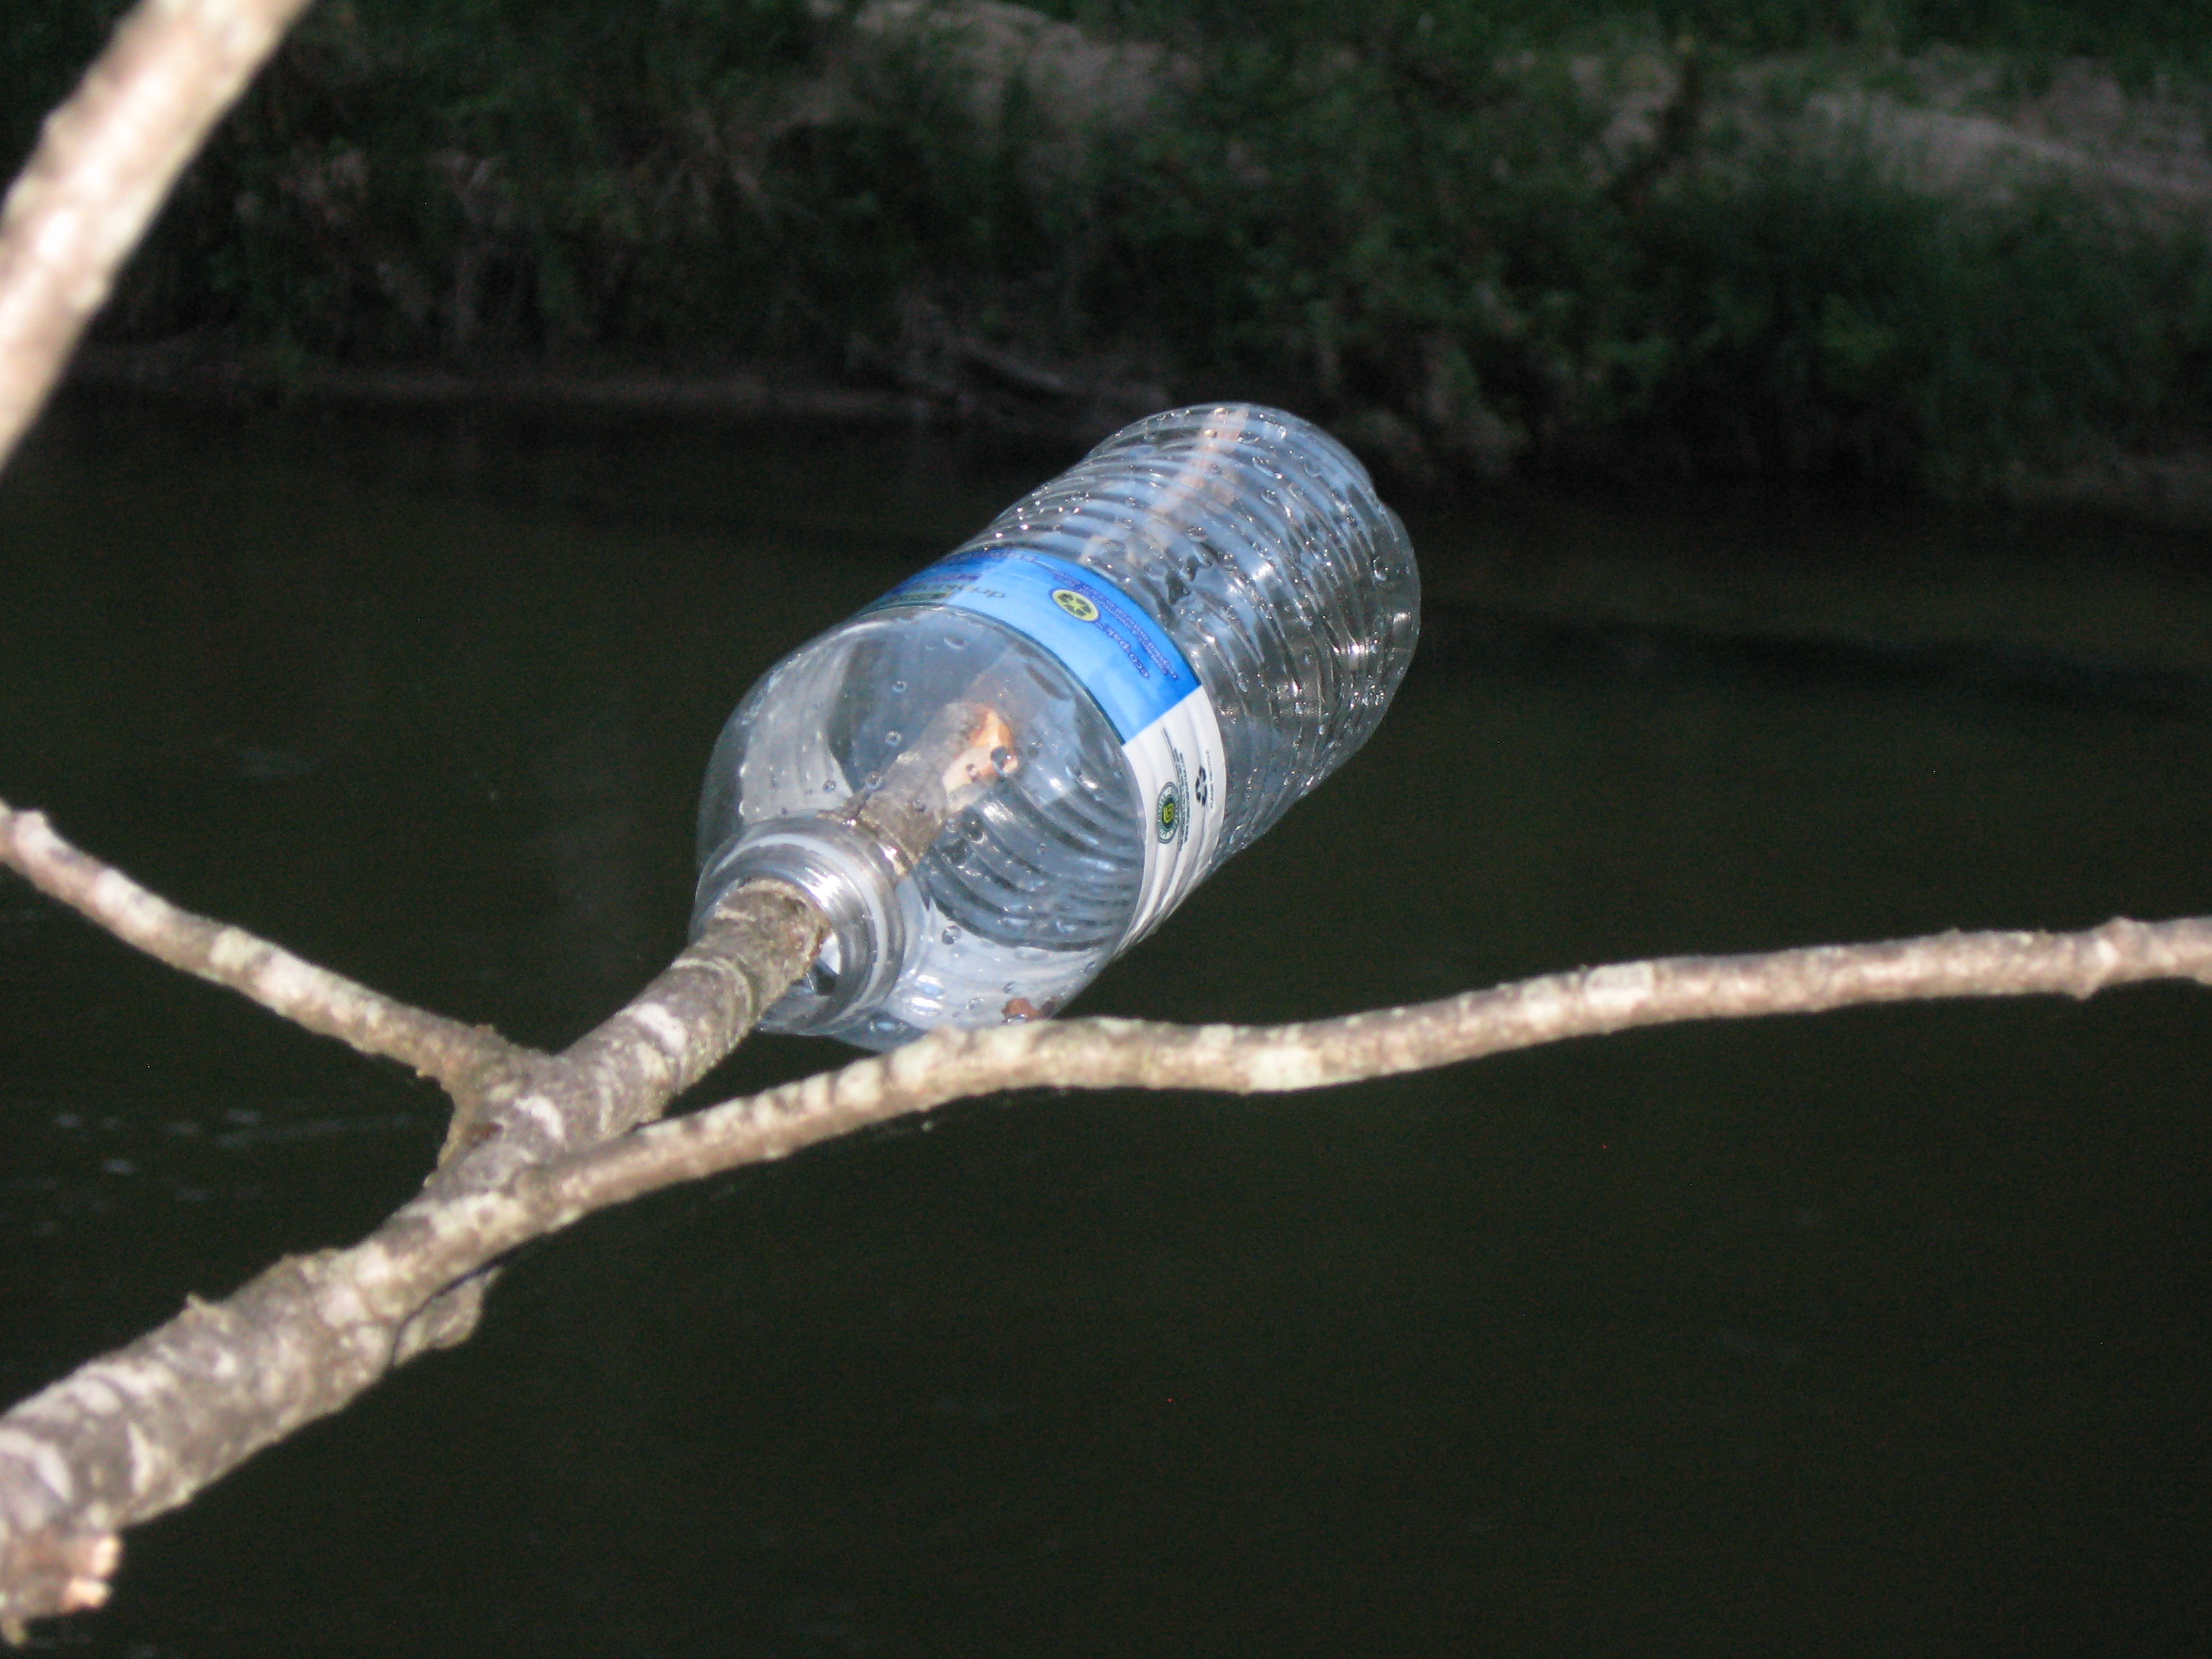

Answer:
[1156,744,1192,845]
[1051,588,1100,623]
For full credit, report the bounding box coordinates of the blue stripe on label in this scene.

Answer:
[868,549,1200,742]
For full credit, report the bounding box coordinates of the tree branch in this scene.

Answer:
[0,798,830,1166]
[0,811,829,1641]
[4,899,2208,1636]
[516,914,2212,1223]
[431,878,831,1179]
[0,0,319,472]
[0,798,524,1100]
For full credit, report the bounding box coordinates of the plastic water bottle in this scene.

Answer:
[693,403,1420,1048]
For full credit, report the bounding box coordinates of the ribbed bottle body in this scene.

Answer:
[980,404,1420,858]
[696,404,1418,1048]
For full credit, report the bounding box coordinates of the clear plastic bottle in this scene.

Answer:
[693,403,1420,1048]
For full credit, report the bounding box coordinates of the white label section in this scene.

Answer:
[1120,683,1226,945]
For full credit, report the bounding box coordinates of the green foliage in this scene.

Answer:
[6,0,2207,490]
[109,0,844,356]
[1041,0,2212,71]
[1066,24,2211,486]
[1571,158,2208,485]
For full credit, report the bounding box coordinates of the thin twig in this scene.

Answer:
[524,912,2212,1218]
[0,796,831,1176]
[0,799,524,1097]
[0,0,318,472]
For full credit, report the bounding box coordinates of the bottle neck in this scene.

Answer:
[693,815,911,1037]
[693,698,1020,1040]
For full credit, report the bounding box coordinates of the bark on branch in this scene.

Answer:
[0,0,320,472]
[0,799,524,1102]
[0,811,827,1640]
[531,912,2212,1213]
[3,796,2209,1636]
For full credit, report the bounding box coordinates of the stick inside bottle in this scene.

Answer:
[824,700,1018,881]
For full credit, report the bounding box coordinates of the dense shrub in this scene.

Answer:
[7,0,2208,489]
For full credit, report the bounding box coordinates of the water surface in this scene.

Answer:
[3,392,2209,1657]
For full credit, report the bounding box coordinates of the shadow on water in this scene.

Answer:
[2,390,2209,1656]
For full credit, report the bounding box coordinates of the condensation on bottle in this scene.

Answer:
[693,403,1421,1048]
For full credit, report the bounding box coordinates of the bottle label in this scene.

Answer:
[871,548,1225,943]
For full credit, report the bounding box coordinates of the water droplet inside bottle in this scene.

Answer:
[989,745,1016,775]
[865,772,881,788]
[891,679,907,692]
[885,731,902,747]
[941,926,960,945]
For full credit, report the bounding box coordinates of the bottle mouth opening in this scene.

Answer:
[693,816,912,1037]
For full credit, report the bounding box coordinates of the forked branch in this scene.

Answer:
[0,804,829,1640]
[3,796,2209,1636]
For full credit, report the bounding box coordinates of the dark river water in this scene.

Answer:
[3,392,2209,1656]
